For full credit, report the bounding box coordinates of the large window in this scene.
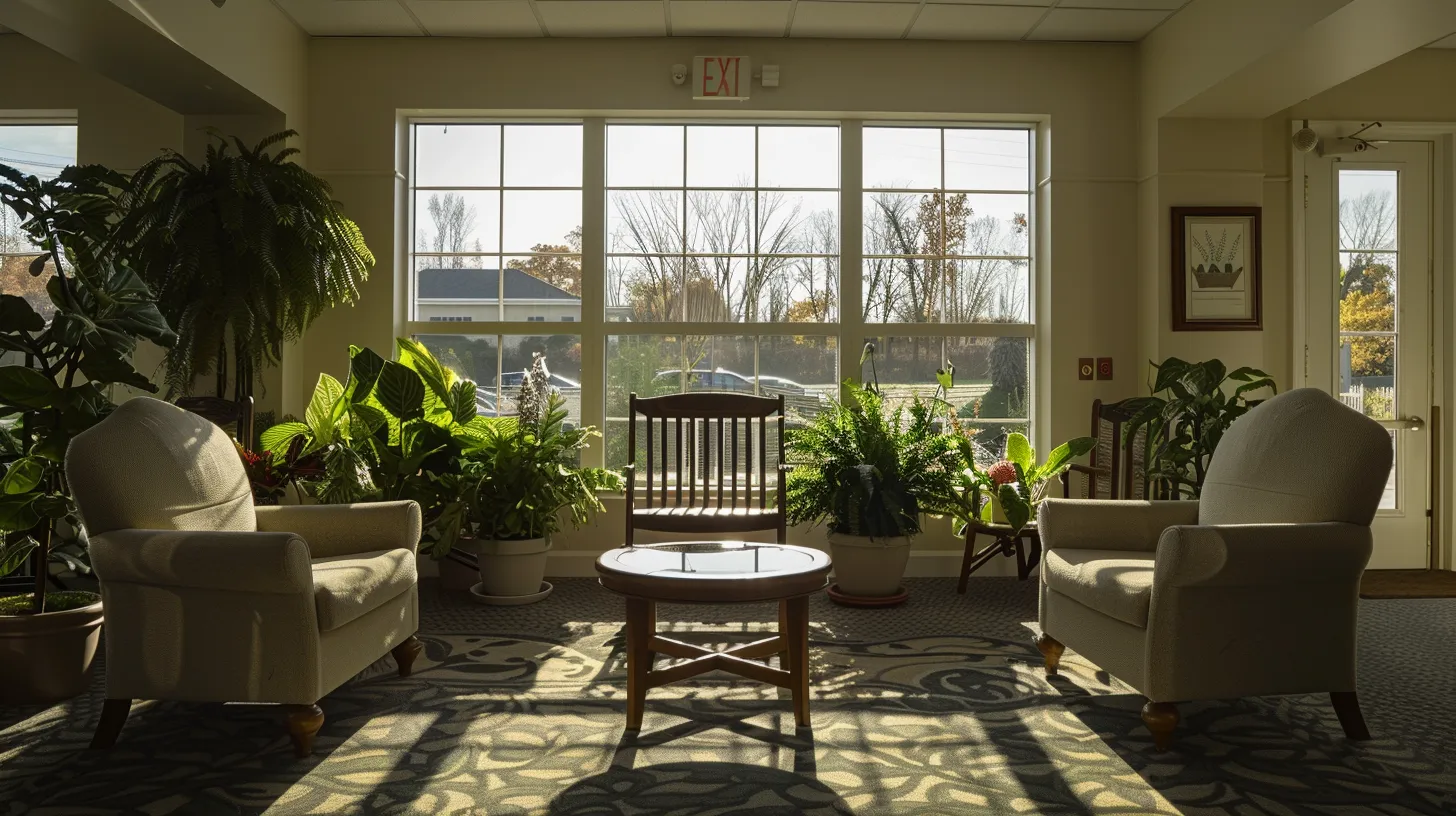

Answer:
[0,122,78,328]
[407,119,1035,467]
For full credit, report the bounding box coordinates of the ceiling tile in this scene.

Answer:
[1058,0,1184,9]
[670,1,792,37]
[406,0,543,37]
[930,0,1050,5]
[537,1,665,36]
[908,4,1043,40]
[790,1,916,38]
[276,0,422,36]
[1026,7,1169,41]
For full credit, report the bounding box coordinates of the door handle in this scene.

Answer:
[1379,416,1425,431]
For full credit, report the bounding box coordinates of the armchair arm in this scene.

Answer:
[255,501,422,559]
[1038,499,1200,553]
[1154,522,1372,588]
[90,529,313,594]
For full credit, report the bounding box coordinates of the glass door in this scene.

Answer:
[1305,142,1431,569]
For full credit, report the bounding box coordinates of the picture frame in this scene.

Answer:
[1171,206,1262,331]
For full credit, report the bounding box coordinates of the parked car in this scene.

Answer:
[475,392,503,417]
[653,368,754,392]
[757,375,807,396]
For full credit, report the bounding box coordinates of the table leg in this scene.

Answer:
[778,599,790,662]
[625,597,654,730]
[784,596,811,728]
[957,531,976,594]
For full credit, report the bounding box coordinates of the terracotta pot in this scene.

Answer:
[827,533,911,597]
[476,537,552,599]
[0,598,104,705]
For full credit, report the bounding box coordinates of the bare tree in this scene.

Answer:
[425,192,481,269]
[1339,189,1396,298]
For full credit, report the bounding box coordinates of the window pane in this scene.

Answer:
[2,124,77,260]
[414,190,499,255]
[759,191,837,256]
[503,125,582,187]
[944,129,1031,192]
[1338,169,1397,251]
[502,190,581,254]
[1,255,54,326]
[687,125,754,187]
[415,259,499,323]
[503,255,583,320]
[863,127,940,189]
[687,257,749,321]
[414,124,499,188]
[946,258,1030,323]
[863,191,930,256]
[1339,335,1395,419]
[607,255,685,322]
[777,256,838,323]
[687,191,751,255]
[952,194,1030,257]
[608,125,683,187]
[608,190,684,255]
[946,335,1030,459]
[758,127,837,188]
[758,335,838,423]
[415,334,500,409]
[1339,251,1396,330]
[606,334,689,468]
[498,334,583,425]
[864,336,943,412]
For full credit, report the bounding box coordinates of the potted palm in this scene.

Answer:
[784,345,961,606]
[0,163,176,703]
[456,355,621,603]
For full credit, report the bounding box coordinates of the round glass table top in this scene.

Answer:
[597,541,831,581]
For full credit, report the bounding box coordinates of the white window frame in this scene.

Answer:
[404,117,1037,468]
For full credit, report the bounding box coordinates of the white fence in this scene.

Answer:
[1338,384,1393,415]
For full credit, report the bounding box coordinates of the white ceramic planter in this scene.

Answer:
[826,533,911,597]
[475,537,552,599]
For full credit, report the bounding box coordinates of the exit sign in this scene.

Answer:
[695,56,751,101]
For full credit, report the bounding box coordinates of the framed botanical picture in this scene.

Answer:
[1171,206,1262,331]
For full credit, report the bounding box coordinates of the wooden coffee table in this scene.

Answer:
[595,541,832,730]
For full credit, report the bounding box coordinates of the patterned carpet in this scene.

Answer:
[2,578,1455,815]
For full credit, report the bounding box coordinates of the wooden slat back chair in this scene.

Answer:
[626,392,787,547]
[1061,399,1146,500]
[175,395,255,448]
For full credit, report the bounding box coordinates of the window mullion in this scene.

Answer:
[840,121,865,391]
[579,118,608,468]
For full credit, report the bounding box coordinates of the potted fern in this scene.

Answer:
[784,344,961,605]
[457,354,621,602]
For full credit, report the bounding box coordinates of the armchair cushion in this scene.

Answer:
[255,502,423,558]
[1043,549,1155,627]
[312,549,418,632]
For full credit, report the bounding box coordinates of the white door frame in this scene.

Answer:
[1292,121,1453,570]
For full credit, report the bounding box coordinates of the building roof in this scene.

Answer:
[417,268,578,301]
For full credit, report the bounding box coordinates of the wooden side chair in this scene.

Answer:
[175,395,255,447]
[1061,399,1146,500]
[625,392,787,546]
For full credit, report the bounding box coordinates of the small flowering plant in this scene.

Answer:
[966,432,1095,534]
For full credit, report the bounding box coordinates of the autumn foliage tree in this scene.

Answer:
[1339,262,1395,377]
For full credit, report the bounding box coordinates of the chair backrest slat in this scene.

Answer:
[645,411,654,509]
[717,417,725,508]
[660,415,669,507]
[759,414,768,509]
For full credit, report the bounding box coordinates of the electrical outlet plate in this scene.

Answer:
[1096,357,1113,380]
[1078,358,1094,381]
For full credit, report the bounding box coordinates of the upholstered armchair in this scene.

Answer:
[1034,388,1391,750]
[66,398,423,757]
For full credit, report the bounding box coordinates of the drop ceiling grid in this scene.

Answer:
[269,0,1198,42]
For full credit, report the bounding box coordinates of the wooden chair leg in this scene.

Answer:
[90,698,131,749]
[624,597,653,731]
[784,595,812,728]
[1034,632,1064,677]
[391,635,423,678]
[1330,691,1371,740]
[957,532,976,594]
[1141,701,1179,752]
[285,704,325,758]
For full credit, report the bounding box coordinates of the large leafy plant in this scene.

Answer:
[958,432,1095,534]
[123,130,373,402]
[448,355,621,554]
[1120,357,1276,498]
[0,163,176,611]
[261,338,494,540]
[785,346,963,538]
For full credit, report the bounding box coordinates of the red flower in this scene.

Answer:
[987,460,1018,486]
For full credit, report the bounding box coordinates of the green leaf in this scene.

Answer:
[28,255,48,277]
[260,421,310,455]
[449,380,477,425]
[998,483,1031,533]
[306,373,345,443]
[1004,432,1034,473]
[376,361,425,421]
[1032,437,1096,484]
[0,366,58,410]
[348,345,386,404]
[0,536,38,577]
[0,493,40,534]
[1,457,45,495]
[0,294,45,334]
